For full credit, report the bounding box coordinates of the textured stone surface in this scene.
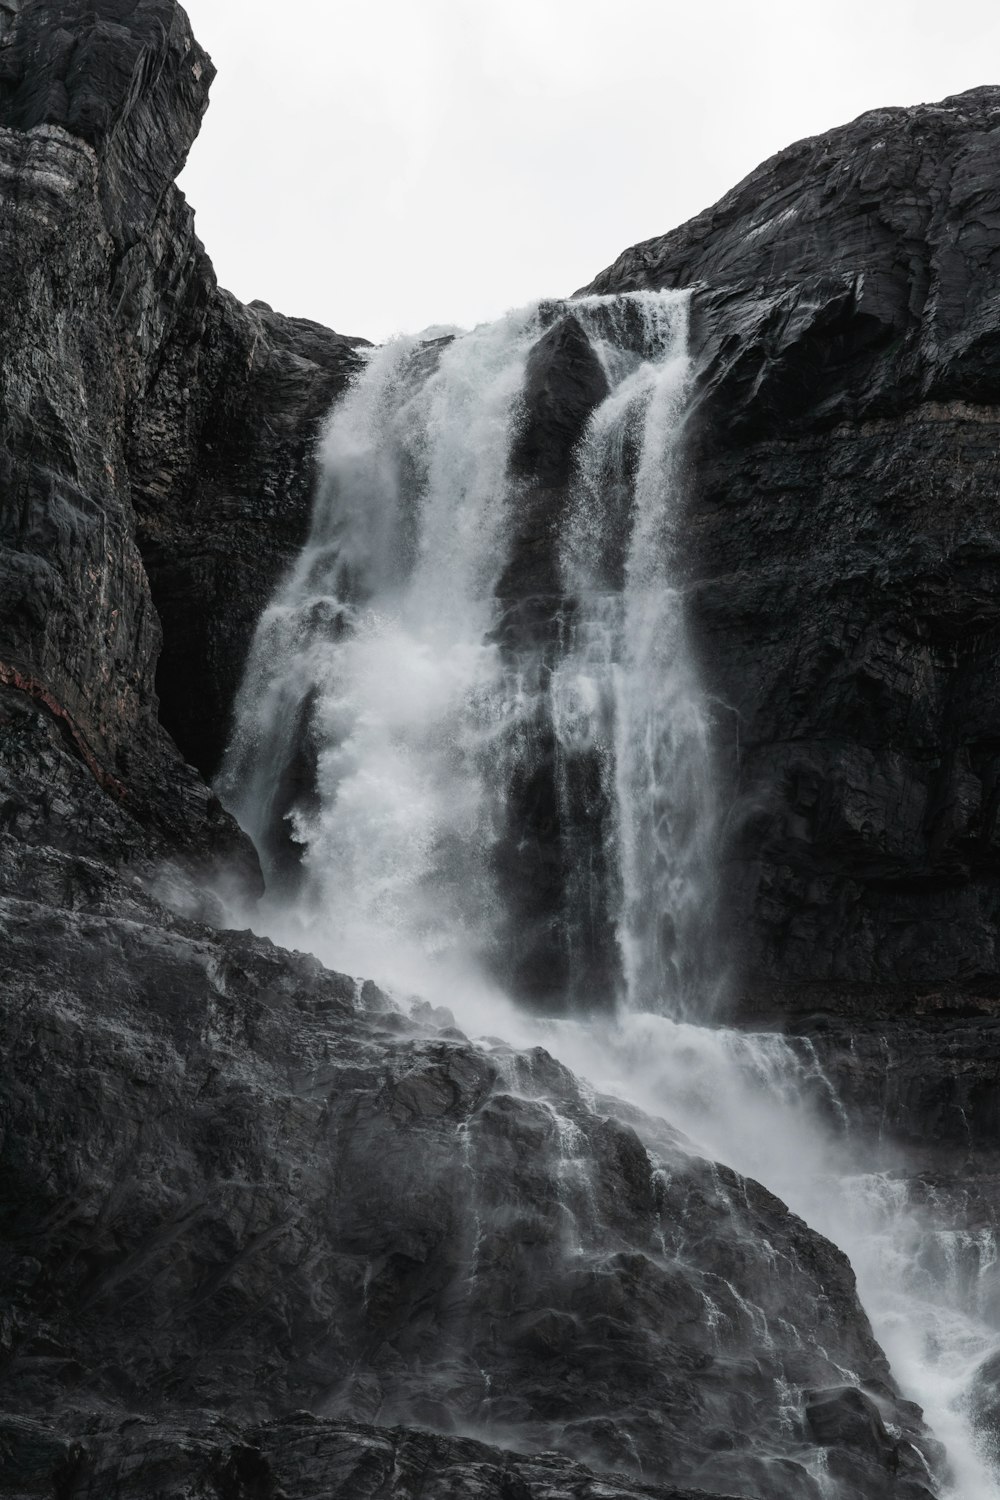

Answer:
[0,0,365,806]
[0,1410,739,1500]
[133,289,366,780]
[0,840,936,1500]
[581,87,1000,1015]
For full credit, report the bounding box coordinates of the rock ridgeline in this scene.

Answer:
[2,1,1000,1496]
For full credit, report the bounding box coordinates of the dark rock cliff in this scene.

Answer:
[581,87,1000,1018]
[573,98,1000,1285]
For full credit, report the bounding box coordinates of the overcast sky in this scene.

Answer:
[178,0,1000,342]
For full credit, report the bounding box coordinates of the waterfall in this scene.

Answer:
[219,306,544,997]
[218,294,1000,1498]
[218,289,715,1016]
[539,1012,1000,1500]
[558,293,718,1015]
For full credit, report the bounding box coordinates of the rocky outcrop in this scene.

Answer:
[581,87,1000,1015]
[0,822,937,1500]
[133,292,366,780]
[0,0,365,831]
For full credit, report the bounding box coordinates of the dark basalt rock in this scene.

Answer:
[491,314,617,1012]
[0,0,366,815]
[511,313,611,492]
[133,292,367,781]
[0,1411,742,1500]
[577,89,1000,1294]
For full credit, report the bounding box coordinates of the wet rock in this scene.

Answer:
[0,873,936,1499]
[0,4,993,1498]
[135,296,366,779]
[511,312,611,491]
[0,1411,744,1500]
[0,0,365,862]
[805,1387,935,1499]
[581,88,1000,1014]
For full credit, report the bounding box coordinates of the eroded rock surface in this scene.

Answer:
[572,96,1000,1279]
[0,1412,740,1500]
[0,0,366,801]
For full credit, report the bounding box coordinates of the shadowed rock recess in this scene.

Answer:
[2,1,1000,1496]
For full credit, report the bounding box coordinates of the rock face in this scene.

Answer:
[0,847,937,1500]
[574,101,1000,1328]
[581,87,1000,1016]
[0,1412,732,1500]
[0,0,366,806]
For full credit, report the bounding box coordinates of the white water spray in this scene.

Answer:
[220,305,547,997]
[219,292,1000,1498]
[519,1011,1000,1500]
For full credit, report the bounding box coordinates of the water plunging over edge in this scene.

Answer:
[216,292,1000,1499]
[218,290,717,1019]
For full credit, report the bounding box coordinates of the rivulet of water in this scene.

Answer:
[514,1011,1000,1500]
[218,295,1000,1498]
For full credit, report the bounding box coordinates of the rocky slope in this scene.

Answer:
[0,837,938,1499]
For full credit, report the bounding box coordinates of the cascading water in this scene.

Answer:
[219,289,713,1016]
[218,292,1000,1498]
[220,306,546,997]
[557,294,718,1015]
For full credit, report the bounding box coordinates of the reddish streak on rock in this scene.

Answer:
[0,660,128,801]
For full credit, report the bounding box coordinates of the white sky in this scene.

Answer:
[178,0,1000,342]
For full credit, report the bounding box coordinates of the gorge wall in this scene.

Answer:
[3,2,1000,1498]
[0,0,365,831]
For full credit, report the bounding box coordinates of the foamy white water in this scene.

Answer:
[560,294,718,1015]
[220,305,547,995]
[219,292,1000,1498]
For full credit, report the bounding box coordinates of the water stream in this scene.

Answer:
[218,292,1000,1497]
